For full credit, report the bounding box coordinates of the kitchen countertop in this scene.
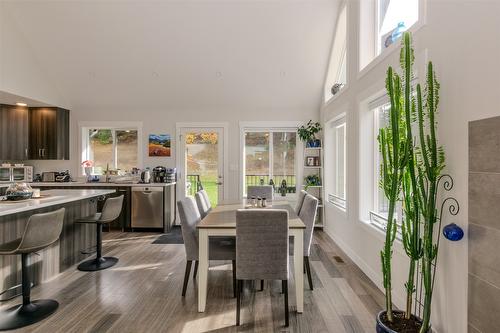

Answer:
[0,189,115,217]
[28,182,176,187]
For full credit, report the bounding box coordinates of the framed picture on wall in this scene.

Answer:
[149,134,171,157]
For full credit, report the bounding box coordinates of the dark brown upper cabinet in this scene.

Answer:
[28,107,70,160]
[0,105,29,160]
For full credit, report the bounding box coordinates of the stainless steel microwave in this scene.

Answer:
[0,166,33,183]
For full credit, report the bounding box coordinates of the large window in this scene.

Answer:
[377,0,419,54]
[243,130,297,197]
[81,126,140,175]
[370,100,402,236]
[324,4,347,101]
[328,117,346,209]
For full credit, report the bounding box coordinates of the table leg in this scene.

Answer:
[198,229,209,312]
[292,229,304,313]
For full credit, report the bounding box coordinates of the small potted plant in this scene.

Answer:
[298,120,322,147]
[304,174,321,189]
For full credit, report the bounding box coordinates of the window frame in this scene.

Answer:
[369,98,403,237]
[358,0,426,78]
[239,121,303,199]
[79,121,143,176]
[327,115,347,210]
[324,3,348,103]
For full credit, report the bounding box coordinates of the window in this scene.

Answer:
[377,0,419,54]
[81,126,140,175]
[359,0,420,71]
[243,130,297,198]
[327,117,346,209]
[370,99,402,236]
[324,4,347,101]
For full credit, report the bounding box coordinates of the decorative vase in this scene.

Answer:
[443,223,464,241]
[314,139,321,147]
[376,310,428,333]
[306,140,315,148]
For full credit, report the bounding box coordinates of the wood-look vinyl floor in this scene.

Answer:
[1,230,384,333]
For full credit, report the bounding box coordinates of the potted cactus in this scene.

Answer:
[376,32,454,333]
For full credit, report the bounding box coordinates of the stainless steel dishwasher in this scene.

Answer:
[131,186,164,228]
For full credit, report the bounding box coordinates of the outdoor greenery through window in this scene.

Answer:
[84,128,138,174]
[244,130,296,197]
[328,117,346,209]
[185,132,219,207]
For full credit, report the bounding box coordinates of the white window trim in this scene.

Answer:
[324,2,348,104]
[239,121,304,200]
[78,121,143,175]
[358,0,427,79]
[326,114,347,211]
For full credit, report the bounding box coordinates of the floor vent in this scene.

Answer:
[333,256,345,263]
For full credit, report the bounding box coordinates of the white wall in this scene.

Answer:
[321,1,500,332]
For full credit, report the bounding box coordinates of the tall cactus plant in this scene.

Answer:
[416,60,444,333]
[379,32,444,331]
[399,32,424,320]
[378,63,408,323]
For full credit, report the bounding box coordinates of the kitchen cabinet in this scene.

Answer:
[28,107,70,160]
[0,105,29,160]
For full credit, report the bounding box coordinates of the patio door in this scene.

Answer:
[178,126,226,207]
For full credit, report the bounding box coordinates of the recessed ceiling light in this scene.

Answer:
[16,102,27,107]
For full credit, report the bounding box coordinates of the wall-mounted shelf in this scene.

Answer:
[303,140,324,228]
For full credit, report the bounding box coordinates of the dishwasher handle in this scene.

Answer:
[132,186,164,193]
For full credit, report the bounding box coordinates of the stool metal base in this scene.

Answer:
[0,299,58,331]
[77,257,118,271]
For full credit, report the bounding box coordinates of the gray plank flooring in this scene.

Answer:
[1,230,384,332]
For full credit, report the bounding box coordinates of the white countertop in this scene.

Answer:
[28,182,176,187]
[0,189,115,217]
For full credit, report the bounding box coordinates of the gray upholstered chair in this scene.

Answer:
[177,196,236,297]
[235,209,289,327]
[294,190,308,214]
[290,194,318,290]
[199,189,211,209]
[246,185,274,201]
[0,208,65,330]
[76,195,124,271]
[195,191,211,219]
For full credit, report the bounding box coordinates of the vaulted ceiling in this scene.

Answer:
[2,0,339,110]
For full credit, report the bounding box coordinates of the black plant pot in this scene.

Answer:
[376,310,429,333]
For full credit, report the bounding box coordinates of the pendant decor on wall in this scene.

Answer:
[149,134,171,157]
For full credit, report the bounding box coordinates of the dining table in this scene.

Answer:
[196,200,306,313]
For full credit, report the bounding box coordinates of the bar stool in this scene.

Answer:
[0,208,65,331]
[76,195,124,271]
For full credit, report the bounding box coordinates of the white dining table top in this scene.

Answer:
[197,200,306,229]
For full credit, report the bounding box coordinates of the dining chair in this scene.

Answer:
[199,189,211,209]
[290,194,318,290]
[294,190,308,214]
[246,185,274,200]
[177,196,236,297]
[195,191,210,219]
[235,209,289,327]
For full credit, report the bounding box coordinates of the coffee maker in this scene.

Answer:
[152,166,167,183]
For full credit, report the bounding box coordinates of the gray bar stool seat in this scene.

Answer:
[76,195,124,271]
[0,208,65,331]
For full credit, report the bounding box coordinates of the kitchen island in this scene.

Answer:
[0,189,115,296]
[30,182,177,232]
